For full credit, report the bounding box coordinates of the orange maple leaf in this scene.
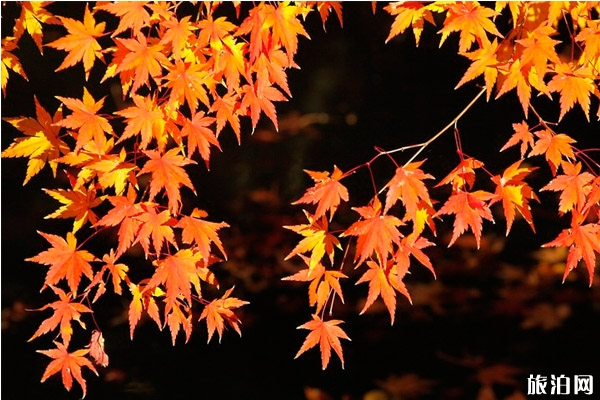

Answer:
[547,63,596,121]
[516,25,560,90]
[439,2,503,53]
[500,121,535,159]
[210,92,241,142]
[490,160,538,235]
[37,341,98,398]
[384,161,435,222]
[159,15,197,59]
[166,303,193,345]
[55,88,114,152]
[27,232,97,294]
[180,112,221,165]
[114,33,169,94]
[455,39,499,100]
[544,212,600,286]
[384,2,436,46]
[395,234,436,278]
[436,190,496,248]
[295,314,351,370]
[436,157,484,191]
[44,185,104,233]
[356,259,412,325]
[342,197,403,265]
[528,129,576,174]
[282,255,347,314]
[12,2,60,53]
[240,81,287,132]
[2,96,69,184]
[115,95,167,151]
[541,161,594,214]
[266,2,311,63]
[96,1,152,37]
[284,211,341,271]
[176,208,229,260]
[47,5,105,80]
[293,166,349,221]
[199,287,249,343]
[495,59,532,115]
[29,286,91,346]
[134,204,178,257]
[146,249,203,310]
[128,283,162,339]
[2,36,29,95]
[164,59,212,113]
[138,148,197,214]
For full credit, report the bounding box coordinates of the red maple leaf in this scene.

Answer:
[436,190,496,248]
[384,161,435,222]
[199,287,249,343]
[37,341,98,398]
[295,314,351,370]
[544,211,600,286]
[541,161,594,214]
[293,166,349,221]
[500,121,535,159]
[342,198,403,266]
[138,149,196,214]
[29,286,91,346]
[27,232,97,294]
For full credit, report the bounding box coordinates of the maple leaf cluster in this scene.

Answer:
[1,1,343,396]
[284,1,600,372]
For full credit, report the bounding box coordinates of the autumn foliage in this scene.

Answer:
[2,1,600,396]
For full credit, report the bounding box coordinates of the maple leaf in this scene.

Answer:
[541,162,594,214]
[240,81,287,132]
[96,2,152,37]
[180,112,221,165]
[38,341,98,398]
[292,166,349,221]
[439,2,503,53]
[46,5,105,80]
[27,232,97,294]
[2,36,28,96]
[490,160,538,235]
[436,157,484,191]
[128,283,162,339]
[210,92,241,142]
[83,148,138,196]
[265,2,311,64]
[114,33,169,94]
[2,96,69,184]
[115,95,167,151]
[164,59,211,113]
[343,198,403,265]
[528,129,576,174]
[29,286,91,346]
[166,303,193,345]
[384,161,435,224]
[455,39,499,100]
[544,212,600,286]
[12,2,60,53]
[516,25,560,90]
[138,149,197,214]
[55,88,114,152]
[316,1,344,30]
[436,190,496,249]
[159,15,197,59]
[87,330,109,367]
[356,259,412,324]
[284,211,341,271]
[134,204,178,257]
[147,249,204,310]
[44,186,104,233]
[495,59,532,116]
[199,287,249,343]
[93,250,128,296]
[547,63,596,121]
[395,234,436,278]
[295,314,351,370]
[384,2,436,46]
[176,208,229,260]
[282,255,347,314]
[500,121,535,159]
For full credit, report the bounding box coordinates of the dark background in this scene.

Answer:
[2,3,599,399]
